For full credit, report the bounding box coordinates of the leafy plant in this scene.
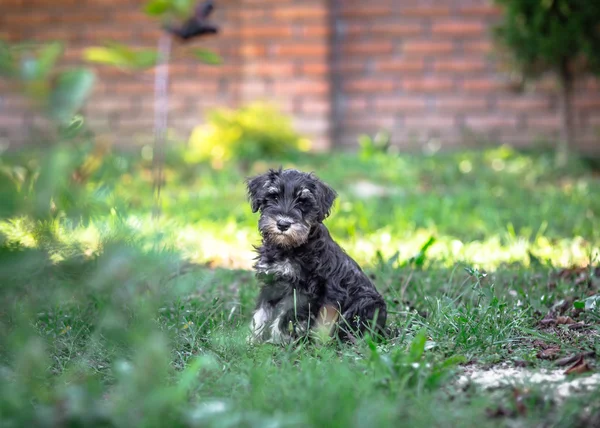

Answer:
[186,103,311,168]
[367,330,466,393]
[358,130,393,161]
[493,0,600,164]
[0,41,117,228]
[0,41,95,126]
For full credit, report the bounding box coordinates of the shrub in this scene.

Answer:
[187,103,311,168]
[493,0,600,164]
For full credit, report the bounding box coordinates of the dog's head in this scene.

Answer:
[246,168,337,248]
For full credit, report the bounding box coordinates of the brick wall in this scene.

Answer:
[1,0,599,152]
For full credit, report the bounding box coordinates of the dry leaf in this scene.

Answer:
[556,316,576,325]
[564,355,593,375]
[537,346,561,360]
[556,352,595,367]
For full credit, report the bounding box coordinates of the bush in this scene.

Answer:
[187,103,311,168]
[493,0,600,164]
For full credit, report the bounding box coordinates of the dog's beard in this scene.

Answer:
[259,216,310,248]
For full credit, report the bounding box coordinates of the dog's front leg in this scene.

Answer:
[248,303,274,344]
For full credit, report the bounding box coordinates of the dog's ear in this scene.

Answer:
[313,175,337,221]
[246,173,269,213]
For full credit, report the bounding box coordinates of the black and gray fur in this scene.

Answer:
[246,168,386,344]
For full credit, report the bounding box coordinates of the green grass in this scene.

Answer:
[1,146,600,427]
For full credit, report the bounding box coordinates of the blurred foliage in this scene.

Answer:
[493,0,600,79]
[0,41,118,235]
[0,41,95,125]
[493,0,600,162]
[144,0,198,18]
[84,42,159,70]
[358,130,394,161]
[84,0,221,70]
[187,103,311,169]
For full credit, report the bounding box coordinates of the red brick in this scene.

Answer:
[300,25,331,38]
[301,63,329,76]
[463,41,494,54]
[276,44,327,56]
[346,22,423,37]
[459,5,502,16]
[170,81,219,93]
[462,78,506,92]
[403,78,454,92]
[240,27,293,38]
[434,59,487,73]
[240,80,270,97]
[401,6,451,17]
[246,63,295,76]
[293,117,329,134]
[575,96,600,109]
[403,41,454,55]
[497,96,552,111]
[432,21,485,37]
[300,99,330,115]
[436,97,488,111]
[273,6,327,20]
[526,115,561,129]
[338,61,366,73]
[375,58,425,73]
[240,45,267,57]
[374,97,426,112]
[343,41,394,56]
[341,5,394,18]
[4,13,47,24]
[345,98,369,112]
[344,78,396,92]
[274,80,329,96]
[405,115,455,128]
[344,116,395,129]
[108,10,148,23]
[465,115,518,129]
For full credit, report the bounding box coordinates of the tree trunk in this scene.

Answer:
[557,60,574,167]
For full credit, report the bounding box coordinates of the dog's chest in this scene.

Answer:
[255,258,301,281]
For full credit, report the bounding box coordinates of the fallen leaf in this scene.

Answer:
[556,352,595,367]
[568,322,586,330]
[565,355,593,375]
[556,316,576,325]
[537,346,561,360]
[540,318,556,326]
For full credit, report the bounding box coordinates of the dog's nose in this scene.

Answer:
[276,219,292,232]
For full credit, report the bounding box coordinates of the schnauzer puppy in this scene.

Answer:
[246,168,386,344]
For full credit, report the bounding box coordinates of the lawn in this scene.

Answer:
[1,145,599,427]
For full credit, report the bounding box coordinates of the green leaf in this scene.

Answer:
[408,329,427,363]
[573,300,585,310]
[193,49,223,65]
[84,44,158,69]
[144,0,170,15]
[49,68,95,124]
[0,41,16,77]
[36,42,63,79]
[409,236,436,267]
[440,354,467,369]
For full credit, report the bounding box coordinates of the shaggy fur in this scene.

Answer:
[246,168,387,344]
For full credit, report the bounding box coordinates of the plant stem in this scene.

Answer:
[557,59,574,167]
[152,34,171,219]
